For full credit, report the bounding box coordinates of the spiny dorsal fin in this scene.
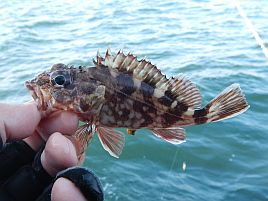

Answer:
[93,50,104,67]
[95,49,202,109]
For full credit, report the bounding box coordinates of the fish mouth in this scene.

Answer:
[25,80,47,111]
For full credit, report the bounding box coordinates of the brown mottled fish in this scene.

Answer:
[25,49,249,158]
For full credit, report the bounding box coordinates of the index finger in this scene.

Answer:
[37,111,79,141]
[0,102,41,143]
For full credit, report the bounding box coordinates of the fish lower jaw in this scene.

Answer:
[27,85,50,114]
[26,83,45,110]
[29,89,38,102]
[25,81,38,100]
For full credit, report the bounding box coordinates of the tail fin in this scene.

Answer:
[194,84,249,124]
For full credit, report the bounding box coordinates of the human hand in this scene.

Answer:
[0,102,103,201]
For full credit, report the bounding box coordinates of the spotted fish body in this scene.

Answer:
[25,49,249,158]
[97,66,195,129]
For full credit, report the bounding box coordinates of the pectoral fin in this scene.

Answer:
[151,127,186,145]
[97,127,125,158]
[74,124,95,162]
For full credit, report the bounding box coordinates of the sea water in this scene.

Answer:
[0,0,267,200]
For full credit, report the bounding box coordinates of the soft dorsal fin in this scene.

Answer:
[166,74,202,109]
[94,49,202,109]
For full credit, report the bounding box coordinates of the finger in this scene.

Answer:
[37,111,79,141]
[0,102,41,143]
[51,178,87,201]
[41,132,78,176]
[23,131,44,151]
[24,110,79,152]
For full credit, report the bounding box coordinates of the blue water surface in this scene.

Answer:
[0,0,267,200]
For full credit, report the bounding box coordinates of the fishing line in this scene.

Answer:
[169,148,180,174]
[159,2,264,200]
[234,0,268,60]
[160,147,180,200]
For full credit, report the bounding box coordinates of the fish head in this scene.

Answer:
[25,63,74,112]
[25,63,106,118]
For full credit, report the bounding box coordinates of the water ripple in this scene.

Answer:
[0,0,268,200]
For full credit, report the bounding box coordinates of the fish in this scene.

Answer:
[25,48,249,159]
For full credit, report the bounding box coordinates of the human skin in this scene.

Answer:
[0,102,88,201]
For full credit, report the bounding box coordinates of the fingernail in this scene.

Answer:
[51,134,71,155]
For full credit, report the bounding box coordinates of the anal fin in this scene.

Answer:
[151,127,186,145]
[97,127,125,158]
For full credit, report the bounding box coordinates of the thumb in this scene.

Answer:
[0,102,41,143]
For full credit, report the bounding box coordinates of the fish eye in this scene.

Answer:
[54,75,66,86]
[50,70,72,87]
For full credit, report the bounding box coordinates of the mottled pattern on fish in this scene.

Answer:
[25,49,249,158]
[92,66,194,129]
